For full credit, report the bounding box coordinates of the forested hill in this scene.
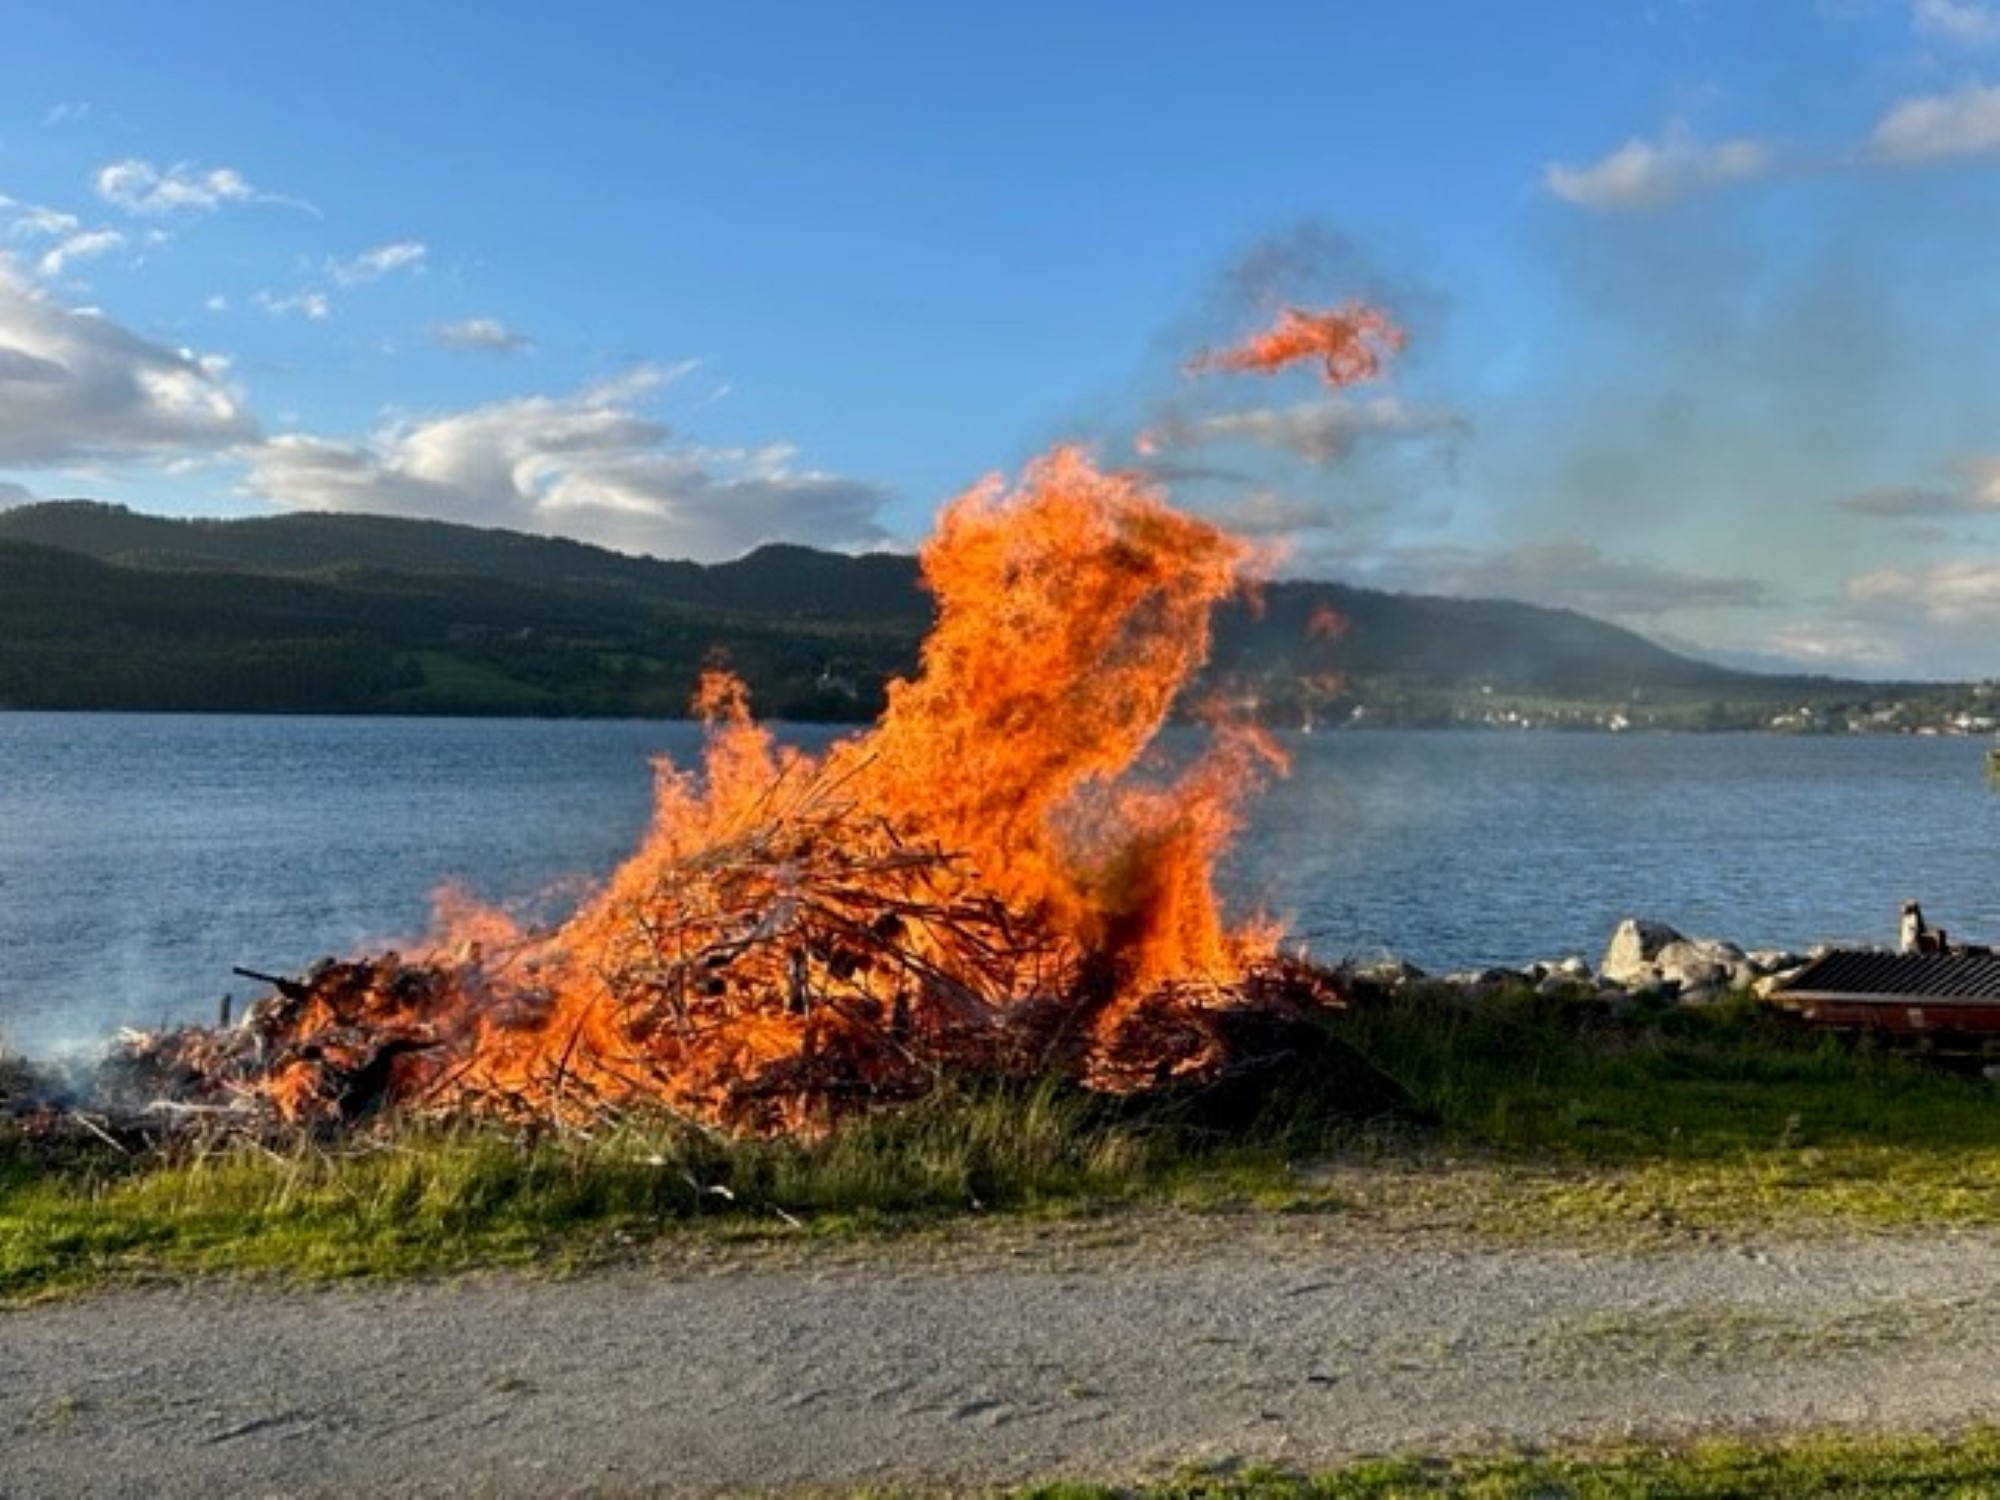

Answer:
[0,499,1865,723]
[0,500,927,622]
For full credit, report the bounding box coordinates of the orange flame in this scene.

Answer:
[200,307,1404,1135]
[405,446,1289,1128]
[1189,302,1405,386]
[846,446,1276,980]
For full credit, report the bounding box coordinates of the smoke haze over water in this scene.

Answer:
[1083,180,2000,681]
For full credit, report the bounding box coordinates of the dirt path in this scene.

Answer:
[7,1216,2000,1497]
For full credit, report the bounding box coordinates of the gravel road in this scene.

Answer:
[7,1215,2000,1497]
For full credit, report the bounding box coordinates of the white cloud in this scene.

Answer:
[255,289,330,320]
[250,243,428,320]
[1341,541,1771,622]
[1913,0,2000,45]
[95,158,257,215]
[1754,621,1910,673]
[329,241,427,286]
[1868,84,2000,160]
[434,316,532,354]
[1837,456,2000,517]
[5,195,133,280]
[239,369,892,561]
[36,228,125,279]
[3,200,82,240]
[1545,126,1774,209]
[1149,395,1466,465]
[1839,483,2000,518]
[432,316,530,353]
[1736,556,2000,677]
[92,157,319,218]
[0,257,254,464]
[1850,558,2000,624]
[1972,456,2000,501]
[1837,484,1965,518]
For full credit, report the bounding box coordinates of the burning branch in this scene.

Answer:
[1188,302,1405,386]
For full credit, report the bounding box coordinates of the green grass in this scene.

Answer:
[10,1005,2000,1499]
[7,984,2000,1296]
[0,1080,1170,1299]
[1316,983,2000,1239]
[1018,1425,2000,1496]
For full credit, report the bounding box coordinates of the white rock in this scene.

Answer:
[1748,948,1803,976]
[1601,918,1686,986]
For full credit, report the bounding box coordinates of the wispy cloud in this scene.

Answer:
[36,228,125,279]
[1753,620,1911,673]
[1913,0,2000,46]
[255,289,330,320]
[1867,83,2000,160]
[1552,72,2000,211]
[245,242,429,324]
[95,158,255,215]
[2,198,82,240]
[1145,395,1466,466]
[1749,551,2000,677]
[1850,558,2000,625]
[1837,484,1966,518]
[240,368,892,561]
[1838,486,2000,520]
[1837,457,2000,517]
[0,258,254,464]
[328,240,427,286]
[1544,126,1774,209]
[1342,541,1771,622]
[431,316,531,353]
[93,157,318,217]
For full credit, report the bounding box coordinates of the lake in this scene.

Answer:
[4,713,1997,1056]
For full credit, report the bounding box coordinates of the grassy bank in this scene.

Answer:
[0,1081,1165,1298]
[1026,1425,2000,1497]
[6,984,2000,1296]
[1321,984,2000,1239]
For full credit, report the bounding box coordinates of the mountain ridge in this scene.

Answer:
[0,499,1924,724]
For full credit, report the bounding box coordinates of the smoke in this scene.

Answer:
[1101,222,1467,573]
[1490,167,2000,669]
[1068,197,2000,677]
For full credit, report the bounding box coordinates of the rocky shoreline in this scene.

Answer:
[1344,915,1816,1009]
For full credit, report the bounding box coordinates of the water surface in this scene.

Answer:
[3,714,1996,1054]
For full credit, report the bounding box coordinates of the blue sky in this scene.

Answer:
[3,1,1999,679]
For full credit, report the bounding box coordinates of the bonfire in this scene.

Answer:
[111,305,1399,1137]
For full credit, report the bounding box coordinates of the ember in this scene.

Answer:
[118,311,1397,1136]
[1188,302,1405,386]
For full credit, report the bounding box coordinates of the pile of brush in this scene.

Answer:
[106,789,1345,1138]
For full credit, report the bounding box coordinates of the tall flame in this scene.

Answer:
[183,305,1398,1135]
[400,446,1285,1127]
[842,445,1276,986]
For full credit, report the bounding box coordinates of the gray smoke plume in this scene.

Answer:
[1066,221,1468,575]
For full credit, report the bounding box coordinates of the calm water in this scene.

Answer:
[4,714,1997,1055]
